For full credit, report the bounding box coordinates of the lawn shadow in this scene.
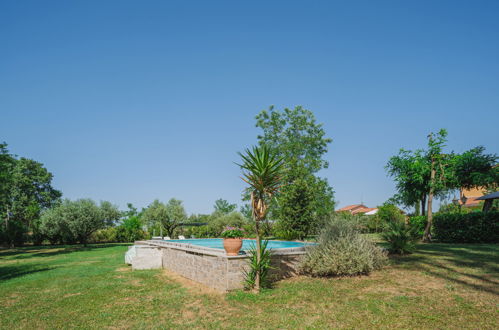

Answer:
[390,243,499,296]
[0,244,130,260]
[0,264,55,281]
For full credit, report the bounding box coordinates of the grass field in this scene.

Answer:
[1,242,498,329]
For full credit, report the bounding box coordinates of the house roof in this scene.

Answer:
[358,207,378,214]
[337,204,378,215]
[337,204,367,212]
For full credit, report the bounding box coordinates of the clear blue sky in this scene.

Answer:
[1,1,498,214]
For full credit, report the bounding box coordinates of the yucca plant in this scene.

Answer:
[381,220,419,254]
[243,240,273,289]
[237,145,283,292]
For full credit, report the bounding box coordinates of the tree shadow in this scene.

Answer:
[0,264,55,281]
[0,244,130,260]
[389,243,499,296]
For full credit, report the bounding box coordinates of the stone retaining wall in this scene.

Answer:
[130,240,306,292]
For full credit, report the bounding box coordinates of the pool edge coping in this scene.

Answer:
[135,239,308,258]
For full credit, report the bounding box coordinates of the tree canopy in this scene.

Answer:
[0,143,61,246]
[386,129,497,239]
[38,199,120,246]
[142,198,187,237]
[255,106,335,239]
[213,198,237,214]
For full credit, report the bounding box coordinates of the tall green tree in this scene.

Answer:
[423,130,452,241]
[386,129,497,240]
[386,149,430,215]
[386,130,454,218]
[0,143,61,246]
[142,198,187,237]
[213,198,237,214]
[255,106,334,239]
[451,146,498,191]
[238,145,283,292]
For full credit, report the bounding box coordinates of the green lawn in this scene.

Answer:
[1,243,497,329]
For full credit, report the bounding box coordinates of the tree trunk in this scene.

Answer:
[414,202,420,216]
[421,194,427,216]
[254,219,261,293]
[423,159,435,242]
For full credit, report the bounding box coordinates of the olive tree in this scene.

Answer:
[142,198,187,237]
[38,199,120,246]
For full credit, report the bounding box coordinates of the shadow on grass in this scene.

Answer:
[0,244,130,260]
[0,264,55,281]
[390,243,499,296]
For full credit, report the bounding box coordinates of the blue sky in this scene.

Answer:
[1,1,498,214]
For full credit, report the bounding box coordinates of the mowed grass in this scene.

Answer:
[1,243,498,329]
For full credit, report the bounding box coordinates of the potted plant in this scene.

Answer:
[221,226,244,256]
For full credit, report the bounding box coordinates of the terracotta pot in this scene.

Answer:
[223,238,243,256]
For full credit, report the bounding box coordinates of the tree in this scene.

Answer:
[451,146,498,191]
[255,106,335,239]
[142,198,187,237]
[423,130,451,241]
[0,143,61,246]
[273,175,314,239]
[237,145,284,292]
[386,130,455,221]
[386,129,497,241]
[213,198,237,214]
[386,149,430,215]
[38,199,120,246]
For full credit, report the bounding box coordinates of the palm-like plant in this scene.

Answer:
[237,145,284,292]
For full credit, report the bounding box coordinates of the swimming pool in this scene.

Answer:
[166,238,312,250]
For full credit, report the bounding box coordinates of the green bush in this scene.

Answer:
[300,215,388,277]
[116,216,146,242]
[409,216,427,236]
[381,221,419,254]
[434,211,499,243]
[375,203,406,225]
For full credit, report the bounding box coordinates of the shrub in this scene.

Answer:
[116,216,146,242]
[365,214,383,233]
[409,216,427,237]
[433,211,499,243]
[381,221,419,254]
[300,215,388,277]
[38,199,121,246]
[375,203,406,224]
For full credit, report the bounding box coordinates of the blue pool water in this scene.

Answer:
[166,238,312,250]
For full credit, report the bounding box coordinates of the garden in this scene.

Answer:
[1,106,498,327]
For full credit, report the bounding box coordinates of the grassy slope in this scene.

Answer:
[0,243,497,329]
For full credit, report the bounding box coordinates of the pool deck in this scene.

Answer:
[126,239,307,292]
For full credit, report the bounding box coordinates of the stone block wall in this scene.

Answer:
[131,245,163,270]
[131,241,306,292]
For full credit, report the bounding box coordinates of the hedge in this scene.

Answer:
[433,211,499,243]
